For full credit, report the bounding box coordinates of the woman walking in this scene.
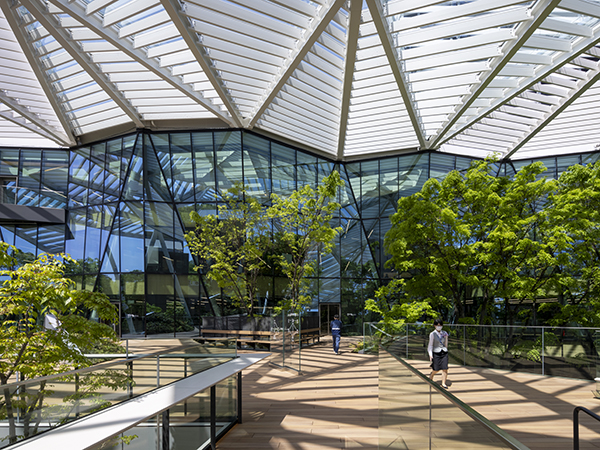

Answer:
[428,318,449,389]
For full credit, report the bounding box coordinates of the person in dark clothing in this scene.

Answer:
[331,314,342,354]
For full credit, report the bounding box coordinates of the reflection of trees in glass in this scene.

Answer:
[63,257,101,275]
[340,260,379,330]
[0,245,125,445]
[145,303,194,335]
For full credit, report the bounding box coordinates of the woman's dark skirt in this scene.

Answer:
[431,350,448,371]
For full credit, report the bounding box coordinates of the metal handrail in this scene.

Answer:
[369,324,393,337]
[573,406,600,450]
[364,321,600,331]
[0,340,234,390]
[382,345,531,450]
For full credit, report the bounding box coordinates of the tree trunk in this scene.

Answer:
[2,386,18,444]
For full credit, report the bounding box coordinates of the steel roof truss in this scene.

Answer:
[439,7,600,150]
[1,1,75,145]
[0,101,67,144]
[506,63,600,158]
[248,0,348,128]
[44,0,233,125]
[162,0,242,126]
[21,0,145,128]
[366,0,426,147]
[429,0,561,149]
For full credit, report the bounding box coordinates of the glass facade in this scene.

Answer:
[1,130,598,337]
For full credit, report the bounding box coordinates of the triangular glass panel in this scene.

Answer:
[146,134,172,202]
[121,134,144,201]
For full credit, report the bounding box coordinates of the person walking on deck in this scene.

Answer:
[428,318,449,388]
[331,314,342,354]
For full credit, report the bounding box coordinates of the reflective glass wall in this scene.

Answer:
[1,130,599,337]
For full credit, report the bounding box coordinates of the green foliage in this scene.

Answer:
[185,183,270,316]
[349,339,378,354]
[186,173,343,314]
[544,162,600,327]
[268,170,344,312]
[509,332,559,362]
[379,158,600,327]
[384,157,563,324]
[364,278,437,326]
[0,247,122,444]
[98,434,139,449]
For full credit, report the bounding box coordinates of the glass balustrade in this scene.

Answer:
[379,347,529,450]
[0,340,236,447]
[365,323,600,382]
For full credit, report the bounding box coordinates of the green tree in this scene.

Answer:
[540,162,600,327]
[383,158,564,324]
[0,245,121,444]
[268,171,344,312]
[185,184,271,316]
[365,278,437,328]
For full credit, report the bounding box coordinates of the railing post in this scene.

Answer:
[574,406,580,450]
[299,309,302,372]
[157,355,160,387]
[463,326,466,366]
[542,326,545,376]
[406,324,409,358]
[237,372,243,424]
[75,373,80,418]
[127,360,133,399]
[161,409,169,450]
[210,385,216,450]
[363,322,366,353]
[428,384,433,450]
[573,405,600,450]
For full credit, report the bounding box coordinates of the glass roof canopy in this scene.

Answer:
[1,0,600,161]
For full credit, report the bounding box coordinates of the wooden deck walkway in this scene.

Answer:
[216,339,600,450]
[218,337,379,449]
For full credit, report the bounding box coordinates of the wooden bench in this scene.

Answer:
[294,328,321,347]
[199,329,274,350]
[198,328,321,351]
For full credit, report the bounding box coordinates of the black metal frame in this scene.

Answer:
[159,372,243,450]
[573,406,600,450]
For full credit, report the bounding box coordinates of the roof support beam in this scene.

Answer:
[20,0,145,129]
[337,0,361,160]
[43,0,235,126]
[503,61,600,159]
[440,26,600,149]
[0,100,68,144]
[365,0,427,149]
[162,0,242,127]
[429,0,561,149]
[248,0,347,128]
[0,2,76,146]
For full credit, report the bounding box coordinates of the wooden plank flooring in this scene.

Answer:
[217,337,379,449]
[217,339,600,449]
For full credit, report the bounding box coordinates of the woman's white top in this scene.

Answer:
[428,330,448,358]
